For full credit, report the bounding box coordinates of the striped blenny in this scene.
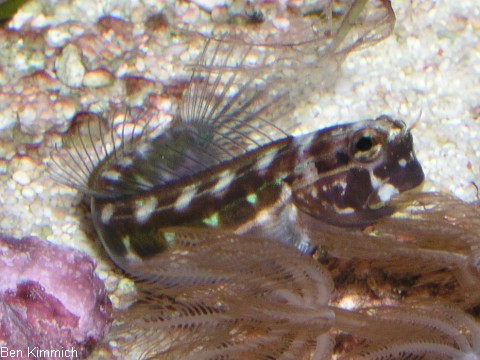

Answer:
[51,41,424,273]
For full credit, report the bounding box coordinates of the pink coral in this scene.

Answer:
[0,234,111,359]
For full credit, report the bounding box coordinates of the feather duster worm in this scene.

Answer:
[107,197,480,359]
[110,230,335,359]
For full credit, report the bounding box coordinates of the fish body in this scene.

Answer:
[89,114,423,270]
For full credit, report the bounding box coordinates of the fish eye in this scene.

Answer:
[351,129,383,163]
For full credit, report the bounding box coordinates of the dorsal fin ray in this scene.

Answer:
[174,38,292,156]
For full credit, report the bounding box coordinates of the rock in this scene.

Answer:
[0,234,111,359]
[55,44,85,88]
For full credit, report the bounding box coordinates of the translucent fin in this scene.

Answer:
[48,39,293,199]
[109,229,334,359]
[107,38,293,192]
[47,111,116,196]
[189,0,395,106]
[47,108,165,198]
[177,38,291,156]
[103,0,396,194]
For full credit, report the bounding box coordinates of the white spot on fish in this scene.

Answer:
[370,173,380,189]
[294,132,316,158]
[174,185,197,211]
[255,148,278,171]
[101,203,115,224]
[122,235,132,251]
[135,196,158,223]
[213,170,235,194]
[332,204,355,214]
[398,158,407,168]
[136,143,151,158]
[134,174,154,188]
[250,209,270,226]
[121,235,142,262]
[102,169,122,181]
[377,183,399,202]
[118,156,133,168]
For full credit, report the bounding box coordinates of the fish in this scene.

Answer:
[50,48,423,276]
[88,114,423,271]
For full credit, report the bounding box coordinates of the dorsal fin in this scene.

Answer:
[84,39,293,198]
[47,39,292,199]
[177,38,291,157]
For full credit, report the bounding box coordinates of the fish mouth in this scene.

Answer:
[392,158,425,192]
[367,181,425,211]
[367,161,425,211]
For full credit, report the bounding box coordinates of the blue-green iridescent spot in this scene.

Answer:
[202,212,220,227]
[246,193,258,204]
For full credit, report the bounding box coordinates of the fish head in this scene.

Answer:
[293,115,424,227]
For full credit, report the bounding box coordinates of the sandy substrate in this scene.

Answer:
[0,0,478,357]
